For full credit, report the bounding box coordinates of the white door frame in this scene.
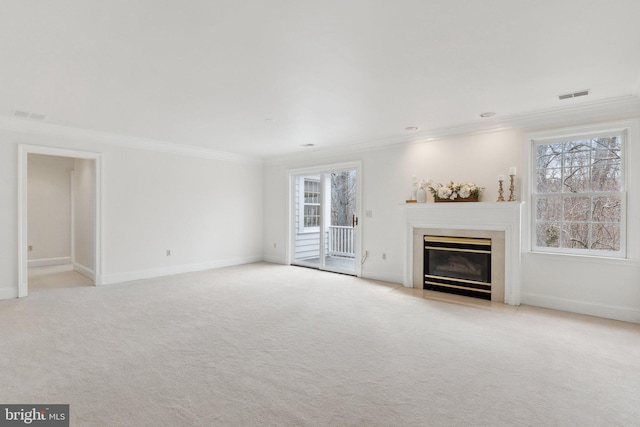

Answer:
[288,161,362,277]
[18,144,103,297]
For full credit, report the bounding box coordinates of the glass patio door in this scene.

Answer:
[292,168,358,276]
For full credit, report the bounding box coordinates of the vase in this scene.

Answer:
[416,187,427,203]
[410,183,418,201]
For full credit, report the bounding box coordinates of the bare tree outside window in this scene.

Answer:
[331,171,356,226]
[534,136,623,253]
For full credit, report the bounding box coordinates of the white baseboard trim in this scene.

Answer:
[28,257,71,268]
[101,255,263,285]
[74,262,95,280]
[0,286,18,300]
[521,292,640,324]
[361,271,403,285]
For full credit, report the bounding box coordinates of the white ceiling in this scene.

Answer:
[2,0,640,159]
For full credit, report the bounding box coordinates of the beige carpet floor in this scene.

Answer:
[28,264,94,290]
[1,262,639,426]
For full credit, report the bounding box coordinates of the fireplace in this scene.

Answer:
[403,202,523,305]
[424,236,492,300]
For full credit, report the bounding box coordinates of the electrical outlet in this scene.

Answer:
[365,210,373,218]
[166,249,171,256]
[382,253,387,260]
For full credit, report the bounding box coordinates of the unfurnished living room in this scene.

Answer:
[1,1,640,426]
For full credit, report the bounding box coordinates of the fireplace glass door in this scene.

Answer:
[424,236,491,300]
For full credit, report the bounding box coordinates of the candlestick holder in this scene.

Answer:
[508,174,516,201]
[497,180,505,202]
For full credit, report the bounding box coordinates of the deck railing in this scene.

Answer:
[328,226,355,258]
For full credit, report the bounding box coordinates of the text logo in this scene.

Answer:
[0,405,68,427]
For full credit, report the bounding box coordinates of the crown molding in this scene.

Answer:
[485,94,640,130]
[2,95,638,167]
[0,117,263,165]
[265,95,640,166]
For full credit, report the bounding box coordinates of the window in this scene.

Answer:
[533,133,625,256]
[302,178,320,230]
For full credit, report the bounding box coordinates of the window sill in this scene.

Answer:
[523,250,640,267]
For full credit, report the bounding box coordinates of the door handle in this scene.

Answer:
[352,214,358,227]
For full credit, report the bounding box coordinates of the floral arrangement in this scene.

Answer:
[427,181,482,201]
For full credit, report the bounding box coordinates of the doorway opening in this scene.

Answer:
[289,162,361,276]
[26,153,96,291]
[19,145,102,297]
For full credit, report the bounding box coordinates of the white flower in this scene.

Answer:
[429,180,482,200]
[459,185,471,199]
[437,187,452,199]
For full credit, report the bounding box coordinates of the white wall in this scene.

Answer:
[73,158,96,277]
[3,110,639,322]
[0,125,263,299]
[263,119,640,323]
[519,119,640,322]
[102,147,263,283]
[27,154,74,265]
[264,130,522,282]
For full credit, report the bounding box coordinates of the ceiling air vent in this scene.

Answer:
[12,110,46,120]
[558,90,590,100]
[13,110,30,118]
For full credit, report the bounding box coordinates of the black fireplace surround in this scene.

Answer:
[423,236,491,300]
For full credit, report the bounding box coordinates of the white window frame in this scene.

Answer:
[526,123,632,259]
[299,177,321,233]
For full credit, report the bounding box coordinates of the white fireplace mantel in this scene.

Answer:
[402,202,523,305]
